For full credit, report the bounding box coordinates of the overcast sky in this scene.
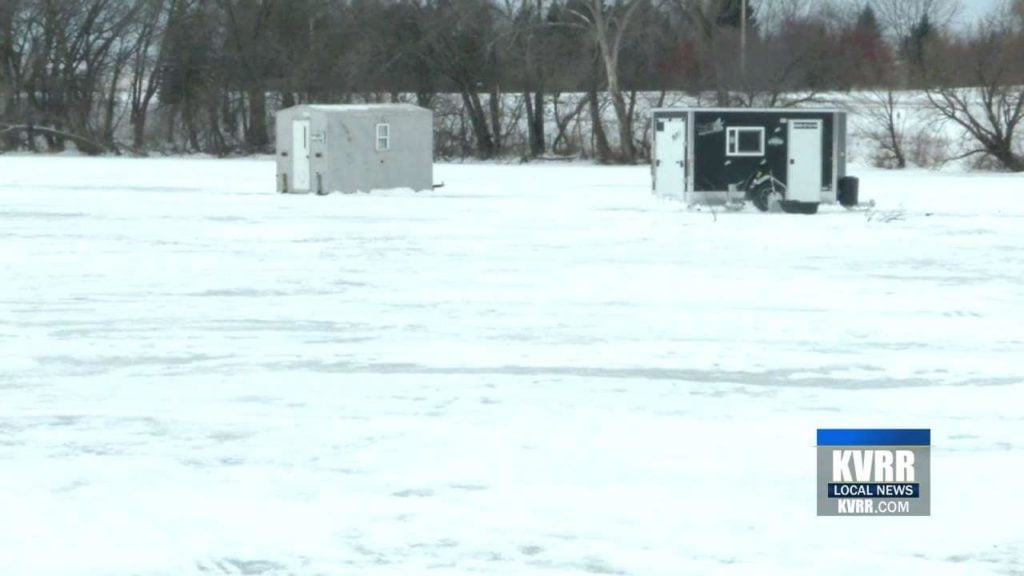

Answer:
[956,0,1002,24]
[827,0,1008,29]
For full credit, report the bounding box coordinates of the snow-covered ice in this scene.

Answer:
[0,156,1022,575]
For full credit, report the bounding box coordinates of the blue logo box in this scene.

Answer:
[817,429,930,446]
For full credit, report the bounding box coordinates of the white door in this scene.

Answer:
[292,119,311,191]
[655,117,686,198]
[786,119,823,203]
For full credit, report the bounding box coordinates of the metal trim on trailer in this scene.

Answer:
[687,110,695,195]
[830,111,839,201]
[652,107,846,115]
[651,109,688,118]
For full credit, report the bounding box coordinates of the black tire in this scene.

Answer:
[778,200,819,214]
[750,184,772,212]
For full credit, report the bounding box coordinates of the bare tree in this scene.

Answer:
[731,15,833,107]
[3,0,143,152]
[670,0,727,104]
[858,87,910,168]
[1,0,22,149]
[570,0,644,161]
[127,0,173,151]
[421,0,499,158]
[157,0,219,152]
[872,0,960,43]
[219,0,279,151]
[502,0,547,157]
[673,0,781,106]
[587,78,613,161]
[926,18,1024,171]
[755,0,814,34]
[550,93,588,154]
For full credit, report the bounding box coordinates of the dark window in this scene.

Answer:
[376,123,390,151]
[726,127,764,156]
[739,130,760,151]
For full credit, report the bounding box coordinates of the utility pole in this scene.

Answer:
[740,0,747,82]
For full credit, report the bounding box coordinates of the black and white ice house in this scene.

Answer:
[651,108,856,213]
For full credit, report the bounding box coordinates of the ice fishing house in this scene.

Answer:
[651,107,858,213]
[275,104,433,195]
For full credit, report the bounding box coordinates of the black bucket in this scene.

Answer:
[838,176,859,207]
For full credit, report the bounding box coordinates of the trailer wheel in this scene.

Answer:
[751,187,770,212]
[750,184,781,212]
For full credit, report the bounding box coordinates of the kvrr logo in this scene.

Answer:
[817,429,930,516]
[832,449,915,482]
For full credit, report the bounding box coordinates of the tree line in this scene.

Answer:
[1,0,1022,170]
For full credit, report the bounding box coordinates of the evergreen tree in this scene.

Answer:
[715,0,754,30]
[847,3,889,86]
[856,4,881,36]
[902,13,933,85]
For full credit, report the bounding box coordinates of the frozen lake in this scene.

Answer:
[1,156,1022,575]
